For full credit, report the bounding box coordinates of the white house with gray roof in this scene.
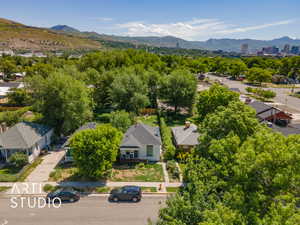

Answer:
[171,122,200,150]
[120,123,162,162]
[0,122,53,163]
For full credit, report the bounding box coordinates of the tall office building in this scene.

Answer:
[283,44,290,53]
[241,43,249,54]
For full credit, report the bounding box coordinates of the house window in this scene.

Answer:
[146,145,154,157]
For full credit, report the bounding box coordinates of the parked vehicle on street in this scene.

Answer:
[109,186,142,202]
[46,188,80,203]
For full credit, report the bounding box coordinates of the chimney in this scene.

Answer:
[185,121,191,129]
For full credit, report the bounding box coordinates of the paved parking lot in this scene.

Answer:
[0,195,166,225]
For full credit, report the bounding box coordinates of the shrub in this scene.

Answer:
[246,87,276,99]
[8,152,28,168]
[166,160,180,179]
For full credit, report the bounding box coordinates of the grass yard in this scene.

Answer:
[0,187,10,193]
[0,157,43,182]
[110,163,164,182]
[49,163,83,182]
[166,187,180,193]
[136,115,158,127]
[141,186,157,192]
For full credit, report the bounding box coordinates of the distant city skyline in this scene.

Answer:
[1,0,300,41]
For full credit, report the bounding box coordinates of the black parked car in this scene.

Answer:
[109,186,142,202]
[46,188,80,203]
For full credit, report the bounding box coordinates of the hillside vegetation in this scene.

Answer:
[0,18,101,51]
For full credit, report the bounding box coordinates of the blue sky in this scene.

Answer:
[1,0,300,41]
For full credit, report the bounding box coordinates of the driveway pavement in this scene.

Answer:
[0,195,166,225]
[206,74,300,113]
[25,150,66,182]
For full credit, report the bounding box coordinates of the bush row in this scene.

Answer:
[246,87,276,99]
[159,117,176,160]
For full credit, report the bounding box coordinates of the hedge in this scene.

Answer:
[159,117,176,160]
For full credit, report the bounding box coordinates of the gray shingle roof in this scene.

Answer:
[0,82,22,88]
[63,122,98,147]
[0,122,52,150]
[249,101,273,114]
[171,124,200,146]
[120,123,161,147]
[270,124,300,136]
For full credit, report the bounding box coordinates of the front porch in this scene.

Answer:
[120,146,141,161]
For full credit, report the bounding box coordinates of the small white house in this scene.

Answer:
[120,123,162,162]
[0,82,24,97]
[0,122,53,163]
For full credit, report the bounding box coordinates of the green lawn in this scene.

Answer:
[166,187,180,193]
[136,115,158,127]
[49,163,83,182]
[0,157,43,182]
[95,186,111,193]
[141,186,157,192]
[0,187,10,193]
[110,163,164,182]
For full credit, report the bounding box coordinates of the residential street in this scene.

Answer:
[206,74,300,113]
[0,195,166,225]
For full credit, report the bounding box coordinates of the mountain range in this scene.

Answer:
[1,17,300,53]
[50,24,300,52]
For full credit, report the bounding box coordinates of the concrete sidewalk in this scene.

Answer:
[0,181,184,195]
[25,150,66,182]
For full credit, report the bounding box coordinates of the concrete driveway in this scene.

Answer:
[26,150,66,182]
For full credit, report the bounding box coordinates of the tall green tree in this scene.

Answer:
[70,124,122,179]
[26,72,92,134]
[160,69,197,113]
[246,67,272,85]
[110,71,149,114]
[109,110,134,133]
[197,84,239,120]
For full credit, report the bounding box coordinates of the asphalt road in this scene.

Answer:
[206,74,300,113]
[0,195,166,225]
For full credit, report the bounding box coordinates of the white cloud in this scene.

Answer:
[217,20,295,35]
[91,17,113,22]
[115,18,296,40]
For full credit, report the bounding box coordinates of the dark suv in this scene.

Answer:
[46,188,80,203]
[109,186,142,202]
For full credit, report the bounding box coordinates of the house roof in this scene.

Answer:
[120,123,161,148]
[63,122,98,147]
[0,122,52,150]
[249,101,292,120]
[0,82,23,88]
[171,124,200,146]
[76,122,97,132]
[270,123,300,136]
[249,101,273,114]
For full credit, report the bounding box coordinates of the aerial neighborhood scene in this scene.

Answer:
[1,0,300,224]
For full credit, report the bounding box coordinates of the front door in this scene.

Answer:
[134,150,138,159]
